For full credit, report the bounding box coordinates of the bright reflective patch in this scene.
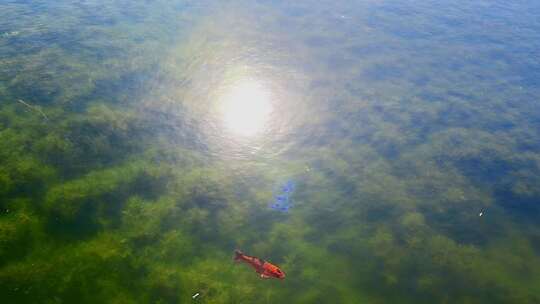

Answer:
[219,80,272,137]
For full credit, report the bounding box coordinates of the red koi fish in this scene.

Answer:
[234,250,285,280]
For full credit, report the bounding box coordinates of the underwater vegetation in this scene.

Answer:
[1,0,540,303]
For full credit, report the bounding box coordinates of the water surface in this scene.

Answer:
[1,0,540,303]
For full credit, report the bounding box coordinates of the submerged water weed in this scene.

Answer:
[1,0,540,303]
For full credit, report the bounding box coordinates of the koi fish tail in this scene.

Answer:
[234,250,244,262]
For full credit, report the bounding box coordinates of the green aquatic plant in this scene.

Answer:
[1,0,540,303]
[44,161,149,219]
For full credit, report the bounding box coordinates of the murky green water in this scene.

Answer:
[1,0,540,303]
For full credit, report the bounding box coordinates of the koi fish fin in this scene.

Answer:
[260,273,271,279]
[234,250,243,262]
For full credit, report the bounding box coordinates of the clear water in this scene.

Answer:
[1,0,540,303]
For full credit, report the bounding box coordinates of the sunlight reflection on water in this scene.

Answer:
[218,79,273,137]
[206,75,284,163]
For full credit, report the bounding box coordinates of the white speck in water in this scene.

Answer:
[479,212,483,217]
[1,31,19,38]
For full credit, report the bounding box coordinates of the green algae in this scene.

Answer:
[1,0,540,303]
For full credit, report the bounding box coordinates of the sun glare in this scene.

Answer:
[220,80,272,136]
